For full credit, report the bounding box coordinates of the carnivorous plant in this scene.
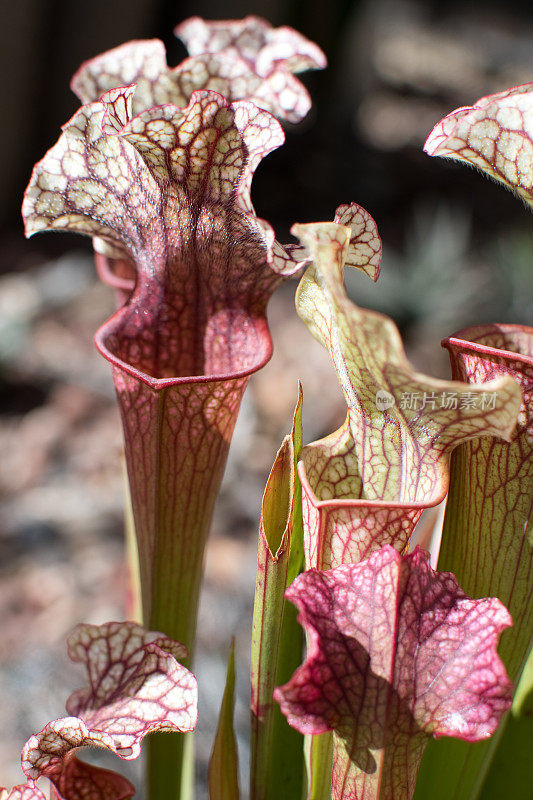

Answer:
[4,18,529,800]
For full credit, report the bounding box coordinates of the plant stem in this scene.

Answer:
[111,374,251,800]
[306,733,333,800]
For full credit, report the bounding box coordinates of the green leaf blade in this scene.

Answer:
[250,388,305,800]
[479,646,533,800]
[209,641,240,800]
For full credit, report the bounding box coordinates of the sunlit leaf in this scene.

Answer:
[0,785,47,800]
[275,546,513,800]
[176,15,326,122]
[22,621,197,796]
[424,83,533,207]
[415,323,533,800]
[72,16,326,125]
[22,86,297,800]
[293,222,522,570]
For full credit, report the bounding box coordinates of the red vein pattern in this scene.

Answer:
[176,15,326,121]
[293,223,522,570]
[72,17,325,125]
[439,324,533,680]
[112,369,251,634]
[274,546,513,800]
[272,203,382,282]
[415,324,532,800]
[299,419,424,570]
[70,17,325,297]
[46,756,133,800]
[424,83,533,206]
[21,622,197,798]
[0,787,47,800]
[22,88,301,648]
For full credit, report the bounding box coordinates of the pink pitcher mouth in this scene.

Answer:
[443,323,533,365]
[95,305,273,389]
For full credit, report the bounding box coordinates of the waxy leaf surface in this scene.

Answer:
[22,86,303,679]
[0,787,47,800]
[45,756,134,800]
[440,323,533,680]
[69,16,325,297]
[23,27,321,800]
[424,83,533,206]
[22,87,299,798]
[415,323,533,800]
[176,15,326,122]
[72,16,325,124]
[23,87,303,380]
[22,622,197,785]
[275,546,513,800]
[293,222,522,569]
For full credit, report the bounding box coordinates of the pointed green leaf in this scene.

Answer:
[250,387,305,800]
[287,381,304,585]
[209,641,239,800]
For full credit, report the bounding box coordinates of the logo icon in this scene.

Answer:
[375,390,395,411]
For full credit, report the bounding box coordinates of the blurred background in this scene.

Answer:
[1,0,532,794]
